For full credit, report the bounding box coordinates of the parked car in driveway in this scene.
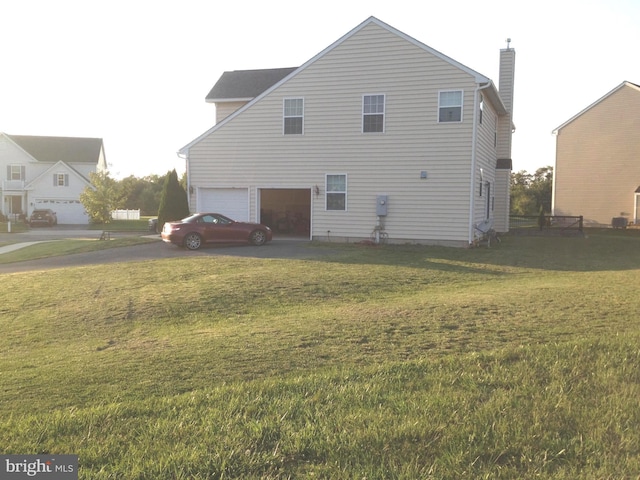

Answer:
[161,213,272,250]
[28,209,58,227]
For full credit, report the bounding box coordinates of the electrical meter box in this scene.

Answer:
[376,195,388,216]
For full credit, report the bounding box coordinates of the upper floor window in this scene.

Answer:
[439,90,463,123]
[363,94,385,133]
[7,165,25,180]
[54,173,69,187]
[479,94,484,124]
[283,98,304,135]
[326,174,347,211]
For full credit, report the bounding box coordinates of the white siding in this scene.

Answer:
[187,22,499,245]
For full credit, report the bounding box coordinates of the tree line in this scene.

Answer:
[80,166,553,225]
[80,170,189,225]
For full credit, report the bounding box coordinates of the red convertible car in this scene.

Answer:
[161,213,272,250]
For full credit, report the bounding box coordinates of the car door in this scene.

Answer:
[198,214,225,243]
[211,214,246,243]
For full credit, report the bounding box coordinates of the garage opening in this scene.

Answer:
[259,189,310,238]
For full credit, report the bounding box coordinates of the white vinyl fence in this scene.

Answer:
[111,209,140,220]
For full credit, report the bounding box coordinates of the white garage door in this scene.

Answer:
[198,188,249,222]
[35,199,88,224]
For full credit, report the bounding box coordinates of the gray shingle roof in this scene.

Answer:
[205,67,298,102]
[7,134,103,163]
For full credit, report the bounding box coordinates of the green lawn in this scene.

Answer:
[1,230,639,479]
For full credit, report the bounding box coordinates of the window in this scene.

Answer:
[479,94,484,124]
[438,90,463,122]
[363,94,385,133]
[284,98,303,134]
[8,165,25,180]
[53,173,69,187]
[326,174,346,211]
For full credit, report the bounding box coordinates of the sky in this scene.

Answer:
[1,0,639,179]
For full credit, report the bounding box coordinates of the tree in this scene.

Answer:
[157,169,189,231]
[80,171,122,224]
[510,166,553,215]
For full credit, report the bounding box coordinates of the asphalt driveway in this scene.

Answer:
[0,227,340,274]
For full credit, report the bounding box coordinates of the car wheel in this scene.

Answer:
[184,232,202,250]
[249,229,267,246]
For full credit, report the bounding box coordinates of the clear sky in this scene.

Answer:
[1,0,638,179]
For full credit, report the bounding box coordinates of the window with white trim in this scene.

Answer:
[326,174,346,211]
[283,98,304,135]
[438,90,463,122]
[363,94,385,133]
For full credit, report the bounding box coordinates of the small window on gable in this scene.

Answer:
[284,98,304,135]
[363,94,385,133]
[439,90,463,123]
[326,174,347,211]
[53,173,69,187]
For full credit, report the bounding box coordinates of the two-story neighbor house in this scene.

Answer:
[0,133,107,224]
[179,17,516,246]
[552,81,640,226]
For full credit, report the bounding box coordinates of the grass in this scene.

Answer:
[1,230,639,478]
[0,237,157,264]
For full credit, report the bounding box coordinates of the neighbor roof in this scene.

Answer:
[6,134,104,163]
[205,67,298,102]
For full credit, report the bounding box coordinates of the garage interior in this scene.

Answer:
[259,189,310,237]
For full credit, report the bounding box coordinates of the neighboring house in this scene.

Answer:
[552,81,640,226]
[180,16,516,246]
[0,133,107,224]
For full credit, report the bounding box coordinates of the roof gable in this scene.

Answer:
[6,134,104,164]
[180,16,500,154]
[25,160,92,190]
[552,81,640,133]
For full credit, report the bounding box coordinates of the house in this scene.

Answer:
[552,81,640,226]
[0,133,107,224]
[179,17,515,246]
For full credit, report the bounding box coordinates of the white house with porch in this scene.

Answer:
[0,133,107,224]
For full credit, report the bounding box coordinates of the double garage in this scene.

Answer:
[33,198,88,224]
[198,188,310,237]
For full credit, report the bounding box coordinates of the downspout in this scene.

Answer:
[468,81,494,245]
[177,149,190,211]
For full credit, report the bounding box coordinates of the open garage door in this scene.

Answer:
[259,189,310,237]
[34,199,88,224]
[198,188,249,221]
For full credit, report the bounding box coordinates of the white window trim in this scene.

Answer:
[438,89,464,123]
[325,173,348,211]
[362,94,385,134]
[283,97,304,135]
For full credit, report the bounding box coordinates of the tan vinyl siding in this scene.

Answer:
[215,101,249,123]
[553,84,640,225]
[189,22,487,244]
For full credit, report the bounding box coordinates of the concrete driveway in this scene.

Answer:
[0,226,339,274]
